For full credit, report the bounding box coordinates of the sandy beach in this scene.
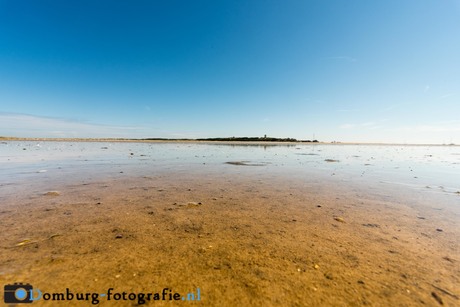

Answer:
[1,141,459,306]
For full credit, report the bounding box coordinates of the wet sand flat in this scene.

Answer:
[0,141,459,306]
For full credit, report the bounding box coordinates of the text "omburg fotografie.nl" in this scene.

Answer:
[4,283,201,305]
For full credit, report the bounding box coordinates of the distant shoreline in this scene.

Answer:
[0,136,457,146]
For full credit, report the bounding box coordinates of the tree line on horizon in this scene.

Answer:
[143,136,319,142]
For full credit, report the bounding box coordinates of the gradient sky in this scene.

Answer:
[1,0,459,143]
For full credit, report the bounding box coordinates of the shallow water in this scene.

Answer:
[1,141,459,306]
[1,141,459,199]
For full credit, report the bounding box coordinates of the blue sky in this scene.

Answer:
[1,0,459,143]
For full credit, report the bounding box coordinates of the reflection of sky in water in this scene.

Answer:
[1,141,459,196]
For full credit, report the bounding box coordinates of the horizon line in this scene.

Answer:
[1,136,457,146]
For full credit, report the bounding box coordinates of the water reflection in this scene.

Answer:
[1,141,459,197]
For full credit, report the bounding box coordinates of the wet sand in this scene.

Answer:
[1,142,459,306]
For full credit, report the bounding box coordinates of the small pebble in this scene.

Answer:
[115,234,123,239]
[362,223,380,228]
[44,191,60,196]
[436,228,443,232]
[186,202,202,208]
[324,272,334,280]
[334,217,345,223]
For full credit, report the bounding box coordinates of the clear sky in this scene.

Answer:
[1,0,459,143]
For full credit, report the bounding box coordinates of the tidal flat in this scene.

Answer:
[0,141,459,306]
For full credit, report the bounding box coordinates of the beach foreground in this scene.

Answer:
[1,142,459,306]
